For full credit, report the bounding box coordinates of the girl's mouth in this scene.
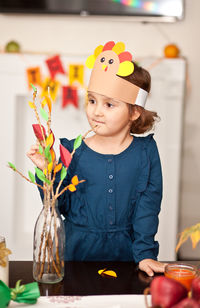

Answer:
[93,119,105,124]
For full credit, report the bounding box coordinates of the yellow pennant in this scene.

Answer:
[41,77,60,102]
[69,64,84,86]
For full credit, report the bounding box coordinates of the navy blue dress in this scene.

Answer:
[50,134,162,263]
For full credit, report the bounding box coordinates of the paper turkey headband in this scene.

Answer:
[85,41,148,107]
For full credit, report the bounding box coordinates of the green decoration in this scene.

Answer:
[35,168,51,185]
[44,145,52,163]
[8,162,16,171]
[30,83,37,93]
[73,134,82,151]
[39,145,43,154]
[28,171,35,183]
[5,41,21,53]
[60,167,67,181]
[0,280,40,308]
[40,107,48,122]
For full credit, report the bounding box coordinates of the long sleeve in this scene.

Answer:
[132,137,163,263]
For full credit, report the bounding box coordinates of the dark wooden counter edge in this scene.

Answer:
[9,260,200,296]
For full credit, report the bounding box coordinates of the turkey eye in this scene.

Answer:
[109,59,114,64]
[100,57,105,63]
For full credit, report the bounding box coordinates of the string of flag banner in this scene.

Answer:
[26,54,86,109]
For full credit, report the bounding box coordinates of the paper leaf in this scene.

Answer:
[71,175,79,186]
[28,171,35,183]
[60,144,72,168]
[50,149,55,162]
[54,163,62,174]
[46,132,54,148]
[45,95,52,113]
[44,145,52,163]
[39,144,43,154]
[32,124,46,141]
[28,101,36,109]
[98,268,117,278]
[35,167,51,185]
[8,162,16,171]
[73,135,82,151]
[68,184,76,192]
[30,83,37,92]
[60,167,67,181]
[40,107,48,122]
[48,162,53,174]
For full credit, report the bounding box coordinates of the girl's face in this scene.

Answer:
[86,92,134,138]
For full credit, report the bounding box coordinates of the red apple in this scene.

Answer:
[150,276,188,308]
[172,298,200,308]
[192,277,200,301]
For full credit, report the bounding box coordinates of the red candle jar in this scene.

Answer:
[164,263,197,291]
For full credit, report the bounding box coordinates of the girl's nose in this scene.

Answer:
[94,103,103,116]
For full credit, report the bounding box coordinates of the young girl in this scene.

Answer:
[27,41,166,277]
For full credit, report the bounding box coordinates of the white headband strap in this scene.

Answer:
[134,88,148,108]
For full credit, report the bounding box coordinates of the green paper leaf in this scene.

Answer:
[44,145,52,163]
[60,167,67,181]
[39,144,43,154]
[30,83,37,92]
[35,167,51,185]
[28,171,35,183]
[8,162,16,171]
[40,107,48,122]
[73,134,82,150]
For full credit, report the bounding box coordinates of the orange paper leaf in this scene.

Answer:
[45,95,52,113]
[48,162,53,173]
[71,175,79,186]
[54,163,62,174]
[50,149,55,162]
[68,184,76,192]
[98,268,117,278]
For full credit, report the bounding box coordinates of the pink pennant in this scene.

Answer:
[60,144,72,168]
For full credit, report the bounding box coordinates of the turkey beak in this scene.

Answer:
[102,64,107,71]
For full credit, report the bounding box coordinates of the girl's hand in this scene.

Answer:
[26,143,46,170]
[139,259,167,277]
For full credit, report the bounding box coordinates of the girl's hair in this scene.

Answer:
[121,62,159,134]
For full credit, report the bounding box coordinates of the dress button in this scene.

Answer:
[108,159,112,163]
[109,174,113,180]
[108,189,113,193]
[109,205,113,210]
[109,221,113,225]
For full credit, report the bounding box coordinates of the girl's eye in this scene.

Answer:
[89,99,96,104]
[106,102,114,108]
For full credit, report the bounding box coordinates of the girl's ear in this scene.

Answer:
[130,106,141,121]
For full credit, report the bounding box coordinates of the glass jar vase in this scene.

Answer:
[33,199,65,284]
[0,236,9,286]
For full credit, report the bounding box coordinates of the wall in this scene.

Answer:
[0,0,199,259]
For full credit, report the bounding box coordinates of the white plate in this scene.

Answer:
[10,294,150,308]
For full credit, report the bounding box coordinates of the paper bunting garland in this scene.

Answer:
[62,86,78,109]
[69,64,84,86]
[26,67,42,89]
[45,55,65,80]
[41,77,60,102]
